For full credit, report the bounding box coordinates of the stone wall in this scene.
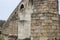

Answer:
[31,0,59,40]
[2,7,18,40]
[2,20,18,40]
[2,0,59,40]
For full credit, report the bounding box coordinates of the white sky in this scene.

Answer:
[0,0,21,20]
[0,0,60,20]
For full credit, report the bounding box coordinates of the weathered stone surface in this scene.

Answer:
[2,0,59,40]
[31,0,59,40]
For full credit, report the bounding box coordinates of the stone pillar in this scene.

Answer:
[18,6,32,39]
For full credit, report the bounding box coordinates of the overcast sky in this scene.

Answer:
[0,0,21,20]
[0,0,60,20]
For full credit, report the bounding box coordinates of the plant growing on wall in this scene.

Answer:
[23,38,31,40]
[0,35,3,40]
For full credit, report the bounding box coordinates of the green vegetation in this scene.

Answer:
[0,20,5,34]
[23,38,31,40]
[0,20,5,27]
[0,35,3,40]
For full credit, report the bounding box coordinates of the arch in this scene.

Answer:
[20,4,24,10]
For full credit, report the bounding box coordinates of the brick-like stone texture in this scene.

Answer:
[31,0,59,40]
[2,0,59,40]
[2,10,18,40]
